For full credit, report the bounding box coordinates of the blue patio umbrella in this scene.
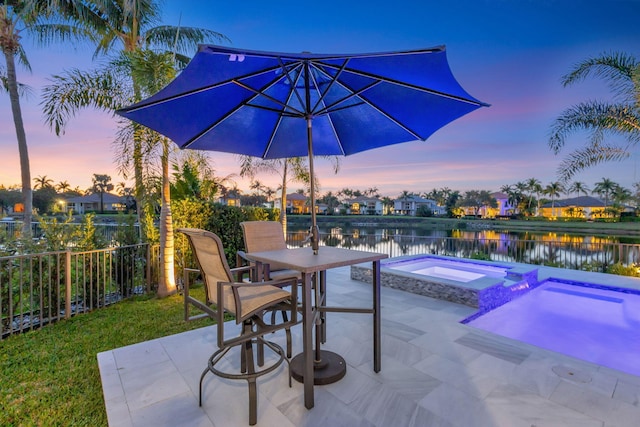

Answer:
[117,45,488,253]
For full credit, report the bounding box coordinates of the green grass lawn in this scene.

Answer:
[0,287,211,426]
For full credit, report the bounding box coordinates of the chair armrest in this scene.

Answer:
[236,250,250,265]
[222,277,299,324]
[230,264,254,282]
[182,267,211,322]
[235,250,270,281]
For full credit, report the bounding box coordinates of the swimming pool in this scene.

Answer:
[385,256,510,282]
[464,279,640,376]
[351,255,538,309]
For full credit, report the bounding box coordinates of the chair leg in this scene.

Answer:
[244,337,258,425]
[257,339,265,367]
[248,378,257,425]
[198,366,210,407]
[285,327,292,359]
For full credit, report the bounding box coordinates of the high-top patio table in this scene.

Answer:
[246,246,387,409]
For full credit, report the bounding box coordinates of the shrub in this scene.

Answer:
[470,251,491,261]
[606,263,640,277]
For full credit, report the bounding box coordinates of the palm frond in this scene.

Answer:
[556,144,631,182]
[0,74,34,98]
[548,101,640,153]
[144,26,229,55]
[15,46,31,72]
[30,22,96,45]
[561,51,638,102]
[114,120,136,178]
[41,68,128,135]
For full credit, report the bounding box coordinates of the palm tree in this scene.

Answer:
[171,152,235,201]
[525,178,542,216]
[398,190,412,216]
[239,157,310,234]
[128,48,179,297]
[611,185,631,217]
[91,173,114,213]
[1,2,85,235]
[568,181,590,198]
[549,52,640,181]
[56,180,71,193]
[41,0,227,241]
[33,175,53,190]
[593,177,618,208]
[380,196,394,215]
[544,181,565,217]
[506,189,522,215]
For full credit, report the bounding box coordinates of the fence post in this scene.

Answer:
[65,250,71,320]
[146,244,152,293]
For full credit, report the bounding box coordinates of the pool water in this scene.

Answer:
[386,256,508,281]
[412,266,484,282]
[465,280,640,376]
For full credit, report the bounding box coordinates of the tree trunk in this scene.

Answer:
[4,50,32,237]
[158,139,176,297]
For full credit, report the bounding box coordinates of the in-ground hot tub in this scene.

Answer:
[351,254,538,310]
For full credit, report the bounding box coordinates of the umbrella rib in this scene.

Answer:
[315,61,488,107]
[182,68,305,149]
[278,58,309,115]
[232,78,305,117]
[309,59,350,114]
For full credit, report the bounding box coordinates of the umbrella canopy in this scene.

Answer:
[117,44,488,252]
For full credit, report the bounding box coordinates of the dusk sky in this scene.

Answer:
[1,0,639,197]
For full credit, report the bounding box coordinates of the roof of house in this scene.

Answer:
[65,193,124,203]
[395,195,435,203]
[541,196,605,208]
[287,193,308,201]
[346,197,380,203]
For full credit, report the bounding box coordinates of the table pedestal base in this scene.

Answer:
[290,350,346,385]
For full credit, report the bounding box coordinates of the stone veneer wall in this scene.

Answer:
[351,263,539,312]
[351,264,482,307]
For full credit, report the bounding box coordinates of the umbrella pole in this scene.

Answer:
[307,116,319,254]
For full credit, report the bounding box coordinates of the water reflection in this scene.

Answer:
[287,225,640,270]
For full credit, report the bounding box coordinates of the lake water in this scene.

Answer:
[286,223,640,270]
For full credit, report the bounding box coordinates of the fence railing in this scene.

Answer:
[1,243,155,339]
[2,231,638,340]
[1,221,140,245]
[286,232,640,271]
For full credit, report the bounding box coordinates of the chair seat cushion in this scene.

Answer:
[268,268,302,282]
[235,284,291,321]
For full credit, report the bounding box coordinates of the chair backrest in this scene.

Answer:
[241,221,287,253]
[177,228,237,313]
[241,221,295,273]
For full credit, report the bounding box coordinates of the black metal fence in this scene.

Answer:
[1,244,155,339]
[2,229,637,340]
[287,231,640,271]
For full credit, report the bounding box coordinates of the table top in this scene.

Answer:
[247,246,388,274]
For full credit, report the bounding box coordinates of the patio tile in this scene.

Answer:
[412,353,501,399]
[129,392,214,427]
[613,380,640,406]
[454,332,531,364]
[119,359,191,412]
[98,266,640,426]
[483,384,604,427]
[278,388,374,427]
[348,385,422,426]
[112,338,171,371]
[549,377,640,427]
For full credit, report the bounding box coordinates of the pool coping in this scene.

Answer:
[351,254,539,310]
